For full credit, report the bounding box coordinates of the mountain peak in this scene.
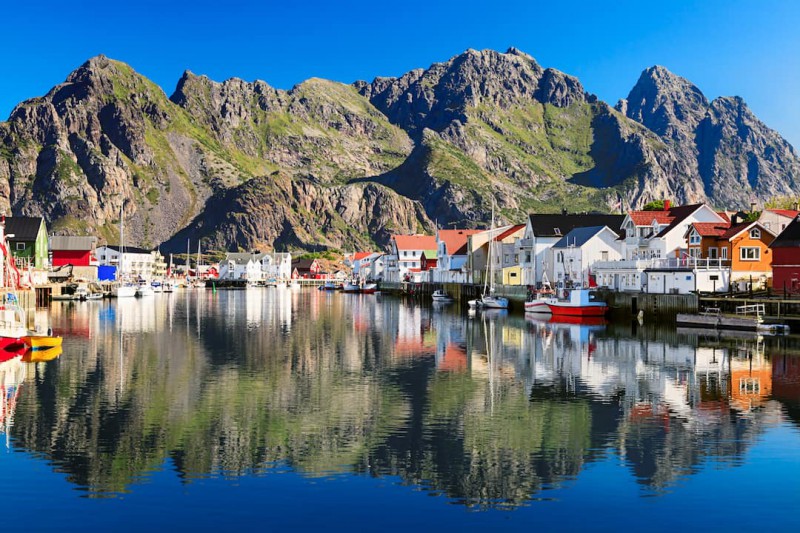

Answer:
[621,65,708,141]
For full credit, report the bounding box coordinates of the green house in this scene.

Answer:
[5,216,49,269]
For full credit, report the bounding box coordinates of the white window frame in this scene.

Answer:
[689,231,701,245]
[740,247,760,261]
[708,247,718,259]
[15,242,25,251]
[750,228,761,239]
[721,247,728,259]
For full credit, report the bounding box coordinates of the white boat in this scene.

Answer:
[471,201,509,310]
[342,281,360,293]
[113,284,137,298]
[524,293,552,314]
[432,289,454,302]
[361,282,378,294]
[150,280,164,293]
[136,283,155,297]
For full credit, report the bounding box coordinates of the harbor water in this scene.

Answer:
[1,289,799,529]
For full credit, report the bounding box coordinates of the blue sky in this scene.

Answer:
[3,0,800,147]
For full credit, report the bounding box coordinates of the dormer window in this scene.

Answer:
[750,228,761,239]
[554,228,561,236]
[689,230,701,245]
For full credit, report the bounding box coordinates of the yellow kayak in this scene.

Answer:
[23,346,63,362]
[24,335,63,351]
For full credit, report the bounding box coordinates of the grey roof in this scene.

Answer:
[225,252,264,265]
[49,235,97,251]
[4,216,44,241]
[528,213,625,237]
[100,244,153,255]
[552,226,616,248]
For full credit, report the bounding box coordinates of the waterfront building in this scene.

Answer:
[4,216,49,269]
[96,245,164,280]
[260,252,292,280]
[547,226,623,288]
[758,207,799,235]
[593,203,729,293]
[432,229,481,283]
[768,216,800,294]
[466,224,524,285]
[686,219,775,291]
[384,234,437,283]
[518,213,624,286]
[291,257,323,279]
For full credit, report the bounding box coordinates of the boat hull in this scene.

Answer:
[524,301,551,314]
[548,304,608,317]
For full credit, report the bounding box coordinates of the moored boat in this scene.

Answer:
[342,281,361,293]
[545,288,608,317]
[361,283,378,294]
[431,289,453,302]
[524,293,552,314]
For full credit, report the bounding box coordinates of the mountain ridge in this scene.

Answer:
[1,49,798,253]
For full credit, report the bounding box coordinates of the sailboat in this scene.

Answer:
[112,207,137,298]
[468,201,509,310]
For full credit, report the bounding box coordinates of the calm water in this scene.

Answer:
[1,289,799,529]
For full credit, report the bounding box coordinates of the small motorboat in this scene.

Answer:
[112,284,138,298]
[361,283,378,294]
[431,289,453,302]
[524,292,552,314]
[342,281,361,293]
[546,288,607,317]
[136,284,155,297]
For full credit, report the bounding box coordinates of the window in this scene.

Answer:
[554,228,561,236]
[601,251,608,261]
[740,247,760,261]
[689,231,701,245]
[15,242,25,251]
[750,228,761,239]
[689,248,701,258]
[708,247,718,259]
[721,247,728,259]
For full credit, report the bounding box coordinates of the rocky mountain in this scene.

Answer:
[1,50,798,253]
[618,66,800,207]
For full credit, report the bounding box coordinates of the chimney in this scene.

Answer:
[750,202,757,213]
[793,202,799,211]
[664,200,671,211]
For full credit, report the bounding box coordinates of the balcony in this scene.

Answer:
[516,238,533,249]
[593,258,730,272]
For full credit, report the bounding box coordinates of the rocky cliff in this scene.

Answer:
[1,49,798,252]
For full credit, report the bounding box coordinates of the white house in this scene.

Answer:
[384,234,437,283]
[219,252,264,282]
[758,208,799,235]
[517,213,625,287]
[260,252,292,280]
[594,203,730,293]
[96,245,163,280]
[548,226,623,288]
[353,252,384,280]
[433,229,481,283]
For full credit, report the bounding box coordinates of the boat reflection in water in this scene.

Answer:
[4,291,799,510]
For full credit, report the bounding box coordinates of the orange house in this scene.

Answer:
[686,220,775,287]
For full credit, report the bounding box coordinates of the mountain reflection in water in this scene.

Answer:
[4,289,800,507]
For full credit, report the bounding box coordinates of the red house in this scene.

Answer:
[291,258,322,279]
[49,235,97,267]
[768,216,800,293]
[420,250,438,271]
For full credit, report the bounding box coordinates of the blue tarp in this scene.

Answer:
[98,265,116,281]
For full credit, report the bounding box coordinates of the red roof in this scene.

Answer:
[493,224,526,242]
[768,209,800,219]
[690,222,729,237]
[353,252,374,261]
[438,229,482,255]
[716,212,732,223]
[629,211,674,226]
[393,234,437,252]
